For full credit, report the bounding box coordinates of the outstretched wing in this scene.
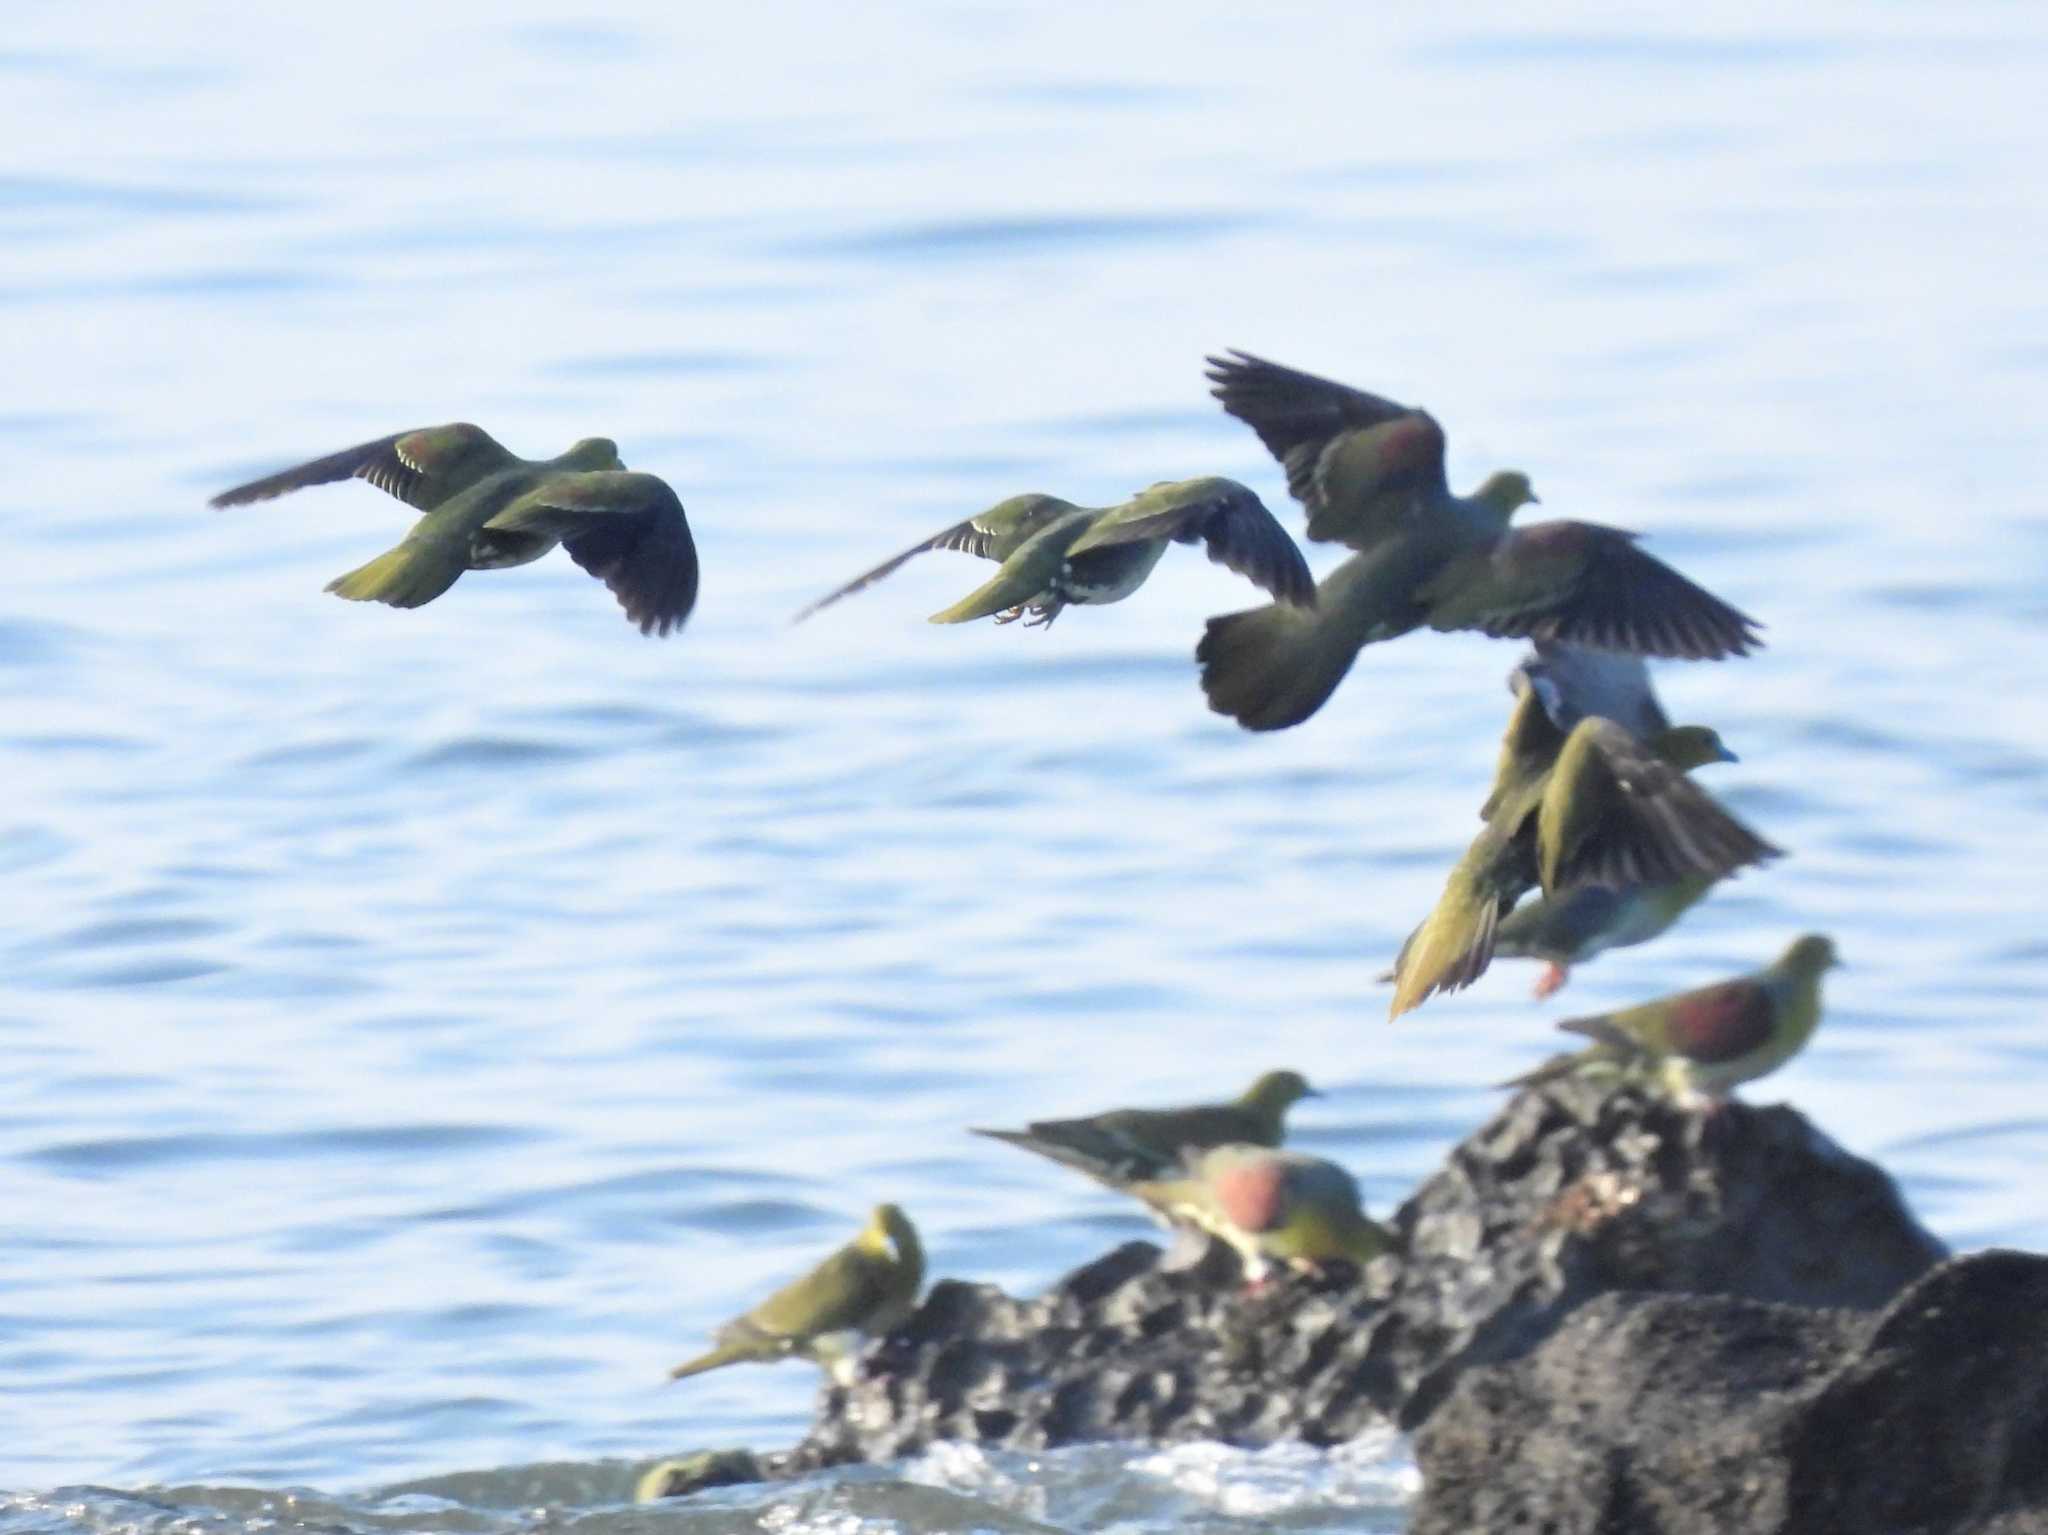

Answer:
[1205,351,1449,550]
[489,471,698,636]
[209,423,517,512]
[791,494,1077,623]
[926,510,1094,624]
[1066,476,1314,607]
[1538,719,1780,891]
[1426,521,1762,660]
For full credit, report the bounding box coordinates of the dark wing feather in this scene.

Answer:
[974,1102,1264,1187]
[1069,478,1314,607]
[1205,351,1449,549]
[491,471,698,636]
[1542,721,1781,891]
[791,496,1076,623]
[792,519,999,624]
[1431,521,1762,660]
[209,423,515,512]
[1191,486,1316,607]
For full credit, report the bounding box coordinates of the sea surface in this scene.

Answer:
[3,3,2046,1531]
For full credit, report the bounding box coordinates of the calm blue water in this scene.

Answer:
[4,4,2046,1531]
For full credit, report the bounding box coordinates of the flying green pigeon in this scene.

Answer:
[1488,641,1718,995]
[972,1069,1317,1185]
[1493,876,1722,999]
[1195,351,1761,730]
[665,1204,923,1386]
[1504,934,1841,1105]
[210,423,699,634]
[792,476,1313,628]
[1385,675,1778,1019]
[1129,1144,1393,1284]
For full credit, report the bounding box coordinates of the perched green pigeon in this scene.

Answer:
[666,1204,923,1386]
[1385,674,1778,1019]
[210,423,699,634]
[972,1069,1317,1185]
[1129,1145,1393,1284]
[635,1450,765,1502]
[792,476,1313,628]
[1195,351,1761,730]
[1504,934,1841,1105]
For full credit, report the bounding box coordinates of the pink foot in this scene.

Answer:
[1533,963,1570,999]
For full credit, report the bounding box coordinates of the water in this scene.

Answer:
[3,3,2045,1529]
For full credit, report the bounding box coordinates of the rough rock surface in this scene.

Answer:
[1411,1250,2048,1535]
[766,1081,1943,1469]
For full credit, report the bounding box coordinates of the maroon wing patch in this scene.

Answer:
[1212,1159,1287,1234]
[1664,980,1775,1063]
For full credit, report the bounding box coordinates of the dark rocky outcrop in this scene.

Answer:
[775,1080,1942,1467]
[643,1083,1945,1497]
[1411,1250,2048,1535]
[645,1083,2019,1524]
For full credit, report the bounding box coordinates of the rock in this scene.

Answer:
[769,1083,1943,1468]
[1411,1250,2048,1535]
[1377,1077,1946,1424]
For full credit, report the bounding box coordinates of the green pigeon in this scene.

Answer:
[635,1449,765,1502]
[1489,640,1719,996]
[1493,876,1722,999]
[972,1069,1318,1185]
[210,423,699,634]
[792,476,1313,628]
[665,1204,923,1386]
[1504,934,1841,1105]
[1195,351,1762,730]
[1128,1144,1393,1285]
[1384,674,1779,1019]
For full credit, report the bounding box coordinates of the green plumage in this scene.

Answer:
[794,477,1313,628]
[211,424,698,635]
[1128,1145,1394,1285]
[972,1069,1317,1187]
[1195,352,1762,731]
[1505,935,1840,1104]
[635,1450,765,1502]
[1385,682,1779,1019]
[666,1204,924,1386]
[1494,876,1720,997]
